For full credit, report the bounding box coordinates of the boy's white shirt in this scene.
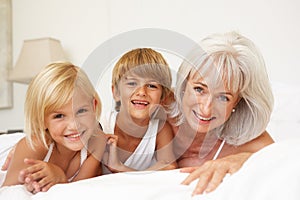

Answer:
[101,110,158,171]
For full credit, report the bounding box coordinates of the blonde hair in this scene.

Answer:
[171,31,274,145]
[112,48,172,111]
[24,62,101,148]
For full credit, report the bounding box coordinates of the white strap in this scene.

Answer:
[43,143,54,162]
[213,140,225,160]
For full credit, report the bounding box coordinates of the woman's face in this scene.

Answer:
[182,74,240,134]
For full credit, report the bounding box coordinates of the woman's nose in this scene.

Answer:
[199,95,213,116]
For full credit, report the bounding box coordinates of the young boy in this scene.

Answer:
[102,48,177,173]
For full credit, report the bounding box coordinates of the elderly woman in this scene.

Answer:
[170,31,274,195]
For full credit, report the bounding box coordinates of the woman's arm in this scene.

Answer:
[181,130,274,195]
[181,152,252,195]
[238,131,274,152]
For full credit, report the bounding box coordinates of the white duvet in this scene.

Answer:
[0,133,299,200]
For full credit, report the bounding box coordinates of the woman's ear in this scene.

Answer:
[112,85,120,101]
[234,96,242,107]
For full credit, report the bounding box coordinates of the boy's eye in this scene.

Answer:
[127,81,137,86]
[54,114,64,119]
[147,84,158,89]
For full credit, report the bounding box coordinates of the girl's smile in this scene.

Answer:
[45,88,98,151]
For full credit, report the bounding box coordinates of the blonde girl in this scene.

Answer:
[2,62,106,193]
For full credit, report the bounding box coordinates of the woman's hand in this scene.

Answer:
[181,152,252,196]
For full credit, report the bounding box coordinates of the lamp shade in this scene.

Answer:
[8,37,66,84]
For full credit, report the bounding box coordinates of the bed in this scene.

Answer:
[1,81,300,200]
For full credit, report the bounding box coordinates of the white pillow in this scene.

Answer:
[267,81,300,141]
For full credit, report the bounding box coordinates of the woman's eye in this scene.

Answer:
[54,114,64,119]
[194,86,204,94]
[218,95,230,102]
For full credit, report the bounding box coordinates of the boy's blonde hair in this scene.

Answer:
[171,31,274,145]
[24,62,101,148]
[112,48,172,111]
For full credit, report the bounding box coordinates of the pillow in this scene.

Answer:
[267,81,300,141]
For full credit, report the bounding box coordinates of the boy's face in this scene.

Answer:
[114,74,163,124]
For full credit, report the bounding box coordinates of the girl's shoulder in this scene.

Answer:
[15,137,48,160]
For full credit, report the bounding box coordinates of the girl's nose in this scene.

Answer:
[67,117,79,130]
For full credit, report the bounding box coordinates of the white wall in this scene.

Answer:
[0,0,111,131]
[1,0,300,133]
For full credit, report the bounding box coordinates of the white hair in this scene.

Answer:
[170,31,274,145]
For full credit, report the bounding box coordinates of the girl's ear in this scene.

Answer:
[44,123,48,132]
[112,85,120,101]
[92,98,98,111]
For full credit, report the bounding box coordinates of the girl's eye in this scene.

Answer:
[54,114,64,119]
[217,95,230,102]
[77,108,88,114]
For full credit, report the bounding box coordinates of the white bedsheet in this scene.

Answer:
[0,133,299,200]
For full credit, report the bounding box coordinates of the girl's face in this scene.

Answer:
[45,88,98,151]
[114,74,163,125]
[182,74,240,134]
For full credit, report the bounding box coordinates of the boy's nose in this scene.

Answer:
[135,85,147,96]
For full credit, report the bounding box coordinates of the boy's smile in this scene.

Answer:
[116,74,163,123]
[131,99,150,109]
